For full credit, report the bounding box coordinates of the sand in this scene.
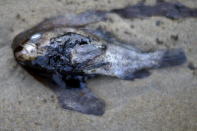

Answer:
[0,0,196,130]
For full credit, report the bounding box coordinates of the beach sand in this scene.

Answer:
[0,0,196,130]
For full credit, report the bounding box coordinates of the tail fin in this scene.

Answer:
[159,49,187,68]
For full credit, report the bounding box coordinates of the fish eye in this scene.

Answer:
[30,33,41,42]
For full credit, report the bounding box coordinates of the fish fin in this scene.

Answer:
[133,70,151,79]
[83,28,140,52]
[51,73,67,88]
[118,73,135,80]
[159,49,187,68]
[119,70,151,80]
[23,67,105,116]
[51,73,105,116]
[111,1,197,20]
[57,87,105,116]
[71,44,106,67]
[82,28,116,42]
[36,10,107,30]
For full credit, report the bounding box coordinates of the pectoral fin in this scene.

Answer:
[56,87,105,116]
[118,70,151,80]
[133,70,151,79]
[52,73,105,116]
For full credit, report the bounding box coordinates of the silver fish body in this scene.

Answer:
[14,28,186,80]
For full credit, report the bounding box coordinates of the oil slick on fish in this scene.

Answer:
[12,1,189,116]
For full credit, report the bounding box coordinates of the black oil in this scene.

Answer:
[31,32,93,73]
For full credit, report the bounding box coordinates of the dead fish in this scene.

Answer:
[12,11,186,116]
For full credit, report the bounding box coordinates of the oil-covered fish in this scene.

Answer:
[12,11,186,116]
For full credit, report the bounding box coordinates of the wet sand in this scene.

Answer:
[0,0,197,130]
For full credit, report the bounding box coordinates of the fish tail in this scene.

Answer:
[158,48,187,68]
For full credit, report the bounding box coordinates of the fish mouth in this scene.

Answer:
[14,43,38,62]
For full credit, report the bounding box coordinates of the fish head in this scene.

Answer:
[13,32,56,63]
